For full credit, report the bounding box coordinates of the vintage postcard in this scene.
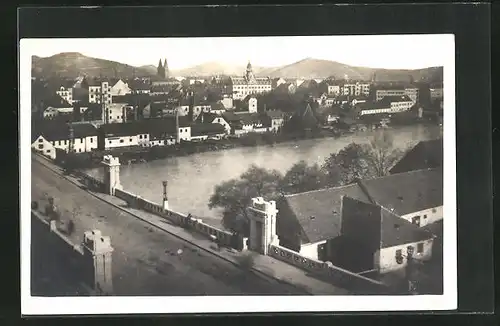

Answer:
[20,34,456,314]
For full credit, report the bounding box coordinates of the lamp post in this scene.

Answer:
[162,181,169,211]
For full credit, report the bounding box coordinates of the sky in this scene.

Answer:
[22,34,454,70]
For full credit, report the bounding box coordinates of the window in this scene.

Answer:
[78,148,82,153]
[90,138,93,143]
[38,144,43,149]
[395,249,403,264]
[129,138,132,142]
[120,139,124,143]
[417,243,424,254]
[139,135,143,139]
[46,150,51,153]
[412,216,421,226]
[423,214,427,219]
[38,138,43,143]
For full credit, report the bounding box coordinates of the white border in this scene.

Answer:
[20,35,457,315]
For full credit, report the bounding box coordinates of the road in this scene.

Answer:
[31,158,306,296]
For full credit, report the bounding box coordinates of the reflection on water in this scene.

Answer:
[86,125,442,224]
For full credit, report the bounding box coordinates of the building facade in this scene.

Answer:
[228,62,272,100]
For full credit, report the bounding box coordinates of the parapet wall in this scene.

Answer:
[31,210,92,295]
[114,187,238,248]
[269,244,391,294]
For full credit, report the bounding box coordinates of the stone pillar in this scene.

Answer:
[83,230,114,295]
[162,181,169,211]
[101,155,122,195]
[247,197,279,255]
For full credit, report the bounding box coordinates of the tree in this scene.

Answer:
[281,160,328,194]
[322,143,372,185]
[208,165,283,235]
[362,131,405,177]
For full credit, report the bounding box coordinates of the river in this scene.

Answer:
[85,124,442,227]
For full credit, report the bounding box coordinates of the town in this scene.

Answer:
[31,57,444,167]
[30,52,445,298]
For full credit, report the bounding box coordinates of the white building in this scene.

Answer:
[31,122,100,156]
[87,80,112,104]
[110,79,132,97]
[56,84,74,104]
[228,62,272,100]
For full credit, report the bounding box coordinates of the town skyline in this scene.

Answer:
[24,34,453,71]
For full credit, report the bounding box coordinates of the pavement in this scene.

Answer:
[31,153,350,295]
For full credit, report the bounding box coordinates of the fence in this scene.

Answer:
[269,244,390,294]
[113,188,238,248]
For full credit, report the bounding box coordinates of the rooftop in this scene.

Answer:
[390,139,443,174]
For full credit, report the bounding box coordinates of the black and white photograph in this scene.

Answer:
[21,33,456,314]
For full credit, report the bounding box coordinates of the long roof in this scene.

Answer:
[281,168,443,244]
[389,139,443,174]
[32,121,99,142]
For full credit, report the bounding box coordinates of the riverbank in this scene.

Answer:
[59,120,439,170]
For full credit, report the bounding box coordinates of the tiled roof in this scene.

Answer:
[32,121,98,142]
[282,184,372,244]
[379,206,434,248]
[221,112,243,122]
[191,123,225,137]
[210,102,226,111]
[358,168,443,216]
[129,79,151,91]
[379,95,413,104]
[266,110,285,119]
[45,94,72,108]
[195,112,218,123]
[341,196,434,249]
[390,139,443,174]
[99,117,190,137]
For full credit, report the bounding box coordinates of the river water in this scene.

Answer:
[86,124,442,227]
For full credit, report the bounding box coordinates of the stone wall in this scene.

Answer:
[269,244,391,294]
[31,209,112,296]
[114,187,239,249]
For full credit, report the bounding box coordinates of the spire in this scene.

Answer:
[164,58,169,79]
[157,59,164,78]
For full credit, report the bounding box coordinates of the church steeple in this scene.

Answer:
[157,59,164,78]
[163,58,169,79]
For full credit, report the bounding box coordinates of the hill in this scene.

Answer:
[31,52,154,79]
[170,62,269,77]
[263,58,443,83]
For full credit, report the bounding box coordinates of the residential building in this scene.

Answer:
[275,168,443,261]
[342,81,371,97]
[103,103,132,124]
[190,123,226,141]
[356,95,414,116]
[210,102,227,115]
[272,77,287,88]
[109,79,132,97]
[337,196,435,274]
[56,81,74,104]
[41,95,88,120]
[31,121,99,156]
[374,86,420,103]
[226,62,272,100]
[243,95,258,113]
[195,112,232,134]
[389,139,443,174]
[265,110,285,132]
[128,79,151,94]
[87,80,112,104]
[220,97,234,110]
[222,111,270,136]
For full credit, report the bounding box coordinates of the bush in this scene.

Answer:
[236,253,256,270]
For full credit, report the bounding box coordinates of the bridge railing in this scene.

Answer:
[113,188,240,249]
[269,244,390,294]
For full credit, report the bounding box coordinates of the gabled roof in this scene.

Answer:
[191,123,226,137]
[390,139,443,174]
[358,168,443,216]
[128,79,150,91]
[194,112,219,123]
[210,101,226,111]
[222,111,243,123]
[266,110,285,119]
[341,196,433,249]
[32,121,99,142]
[99,117,191,137]
[45,94,72,109]
[281,184,372,244]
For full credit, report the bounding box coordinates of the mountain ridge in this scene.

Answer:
[31,52,443,83]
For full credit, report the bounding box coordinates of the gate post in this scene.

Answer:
[101,155,122,195]
[247,197,279,255]
[82,230,114,295]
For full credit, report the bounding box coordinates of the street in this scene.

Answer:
[31,158,306,296]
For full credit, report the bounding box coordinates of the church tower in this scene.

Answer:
[245,61,256,83]
[157,59,164,78]
[163,58,169,79]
